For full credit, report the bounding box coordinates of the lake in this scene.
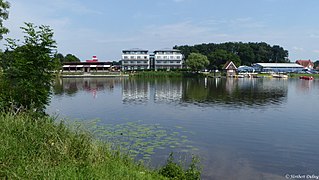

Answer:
[48,77,319,180]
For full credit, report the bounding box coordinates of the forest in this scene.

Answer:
[174,42,289,69]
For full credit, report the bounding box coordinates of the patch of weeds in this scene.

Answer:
[159,153,202,180]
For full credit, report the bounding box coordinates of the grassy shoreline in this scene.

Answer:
[0,113,164,179]
[0,113,201,179]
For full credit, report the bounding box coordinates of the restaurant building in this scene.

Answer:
[62,56,113,73]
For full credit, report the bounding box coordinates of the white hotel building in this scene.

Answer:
[154,49,183,70]
[121,48,183,71]
[121,48,150,71]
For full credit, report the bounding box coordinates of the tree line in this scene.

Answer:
[174,42,289,70]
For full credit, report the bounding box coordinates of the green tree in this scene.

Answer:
[238,43,255,65]
[175,42,289,65]
[54,53,65,64]
[0,0,10,40]
[0,22,59,113]
[271,45,289,63]
[186,53,209,71]
[208,49,240,70]
[64,54,80,62]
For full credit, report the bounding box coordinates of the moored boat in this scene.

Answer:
[299,76,314,80]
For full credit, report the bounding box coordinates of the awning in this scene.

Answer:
[63,65,70,68]
[97,65,111,68]
[76,65,84,68]
[90,65,97,68]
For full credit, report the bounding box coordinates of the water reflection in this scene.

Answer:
[121,78,288,108]
[53,77,288,108]
[182,78,288,108]
[49,77,319,179]
[122,79,150,104]
[52,78,121,97]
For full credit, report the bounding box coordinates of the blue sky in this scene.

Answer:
[2,0,319,62]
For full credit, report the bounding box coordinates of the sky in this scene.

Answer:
[2,0,319,62]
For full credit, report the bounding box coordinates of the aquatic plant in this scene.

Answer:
[71,120,197,161]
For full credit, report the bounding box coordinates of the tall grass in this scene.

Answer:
[0,113,166,179]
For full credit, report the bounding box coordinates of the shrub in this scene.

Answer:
[159,153,201,180]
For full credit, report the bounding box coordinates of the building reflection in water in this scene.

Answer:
[121,78,183,104]
[182,78,288,108]
[154,79,183,103]
[122,79,150,104]
[52,78,120,98]
[53,77,289,108]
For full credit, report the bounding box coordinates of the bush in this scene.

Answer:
[159,153,201,180]
[0,23,60,113]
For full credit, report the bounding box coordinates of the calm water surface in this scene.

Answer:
[48,77,319,180]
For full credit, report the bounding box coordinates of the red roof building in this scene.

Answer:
[86,55,99,63]
[223,61,238,77]
[295,60,314,69]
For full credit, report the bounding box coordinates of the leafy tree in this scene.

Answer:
[0,0,10,40]
[0,22,59,113]
[54,53,80,64]
[237,43,255,65]
[314,60,319,69]
[186,53,209,71]
[54,53,65,64]
[175,42,289,67]
[271,45,289,63]
[64,54,80,62]
[208,49,240,70]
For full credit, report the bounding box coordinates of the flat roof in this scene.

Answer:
[122,48,148,52]
[254,63,304,68]
[154,49,181,52]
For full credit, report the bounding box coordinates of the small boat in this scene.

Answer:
[299,76,314,80]
[272,74,288,79]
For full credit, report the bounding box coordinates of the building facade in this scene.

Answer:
[62,56,112,73]
[252,63,304,73]
[154,49,183,70]
[223,61,238,77]
[295,60,314,69]
[121,48,183,71]
[121,49,150,71]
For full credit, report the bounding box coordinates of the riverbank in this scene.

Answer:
[0,113,200,179]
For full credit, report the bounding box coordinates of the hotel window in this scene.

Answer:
[130,56,135,59]
[163,56,167,59]
[137,56,141,59]
[170,56,174,59]
[144,56,148,59]
[124,56,128,59]
[176,56,181,59]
